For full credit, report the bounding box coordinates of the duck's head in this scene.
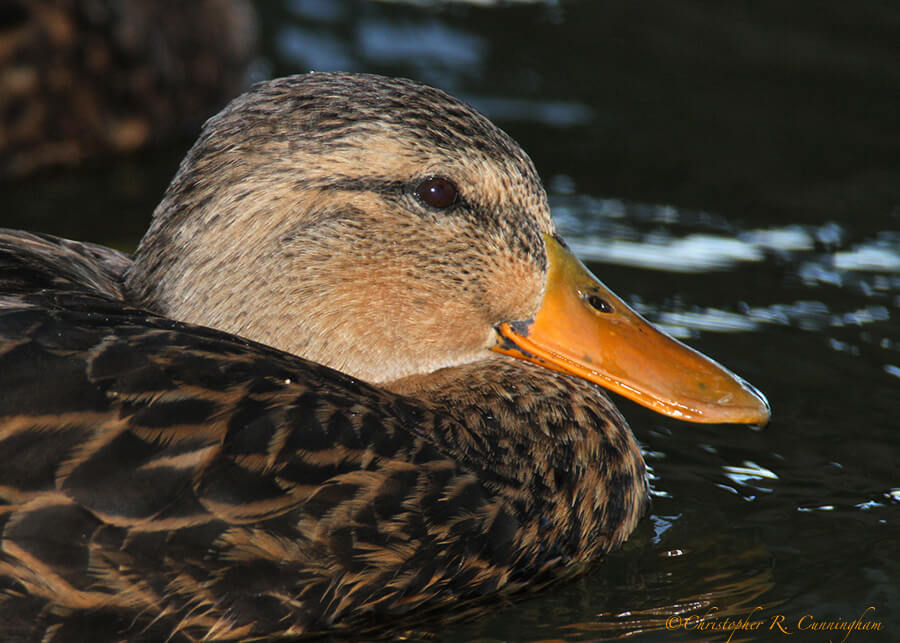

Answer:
[127,72,769,425]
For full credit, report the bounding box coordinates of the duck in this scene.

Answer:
[0,72,770,641]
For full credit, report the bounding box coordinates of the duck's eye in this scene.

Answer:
[585,293,613,314]
[415,177,458,209]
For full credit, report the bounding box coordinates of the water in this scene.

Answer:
[3,1,898,640]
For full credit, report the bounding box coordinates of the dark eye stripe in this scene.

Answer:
[314,177,406,195]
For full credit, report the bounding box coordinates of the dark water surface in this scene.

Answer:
[4,1,898,641]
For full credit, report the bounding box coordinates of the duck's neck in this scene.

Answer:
[385,354,649,562]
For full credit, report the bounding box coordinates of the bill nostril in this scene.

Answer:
[585,293,613,314]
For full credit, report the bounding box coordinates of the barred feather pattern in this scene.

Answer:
[0,231,648,641]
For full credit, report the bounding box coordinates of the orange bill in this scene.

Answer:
[492,235,771,424]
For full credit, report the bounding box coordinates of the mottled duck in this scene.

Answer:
[0,72,769,641]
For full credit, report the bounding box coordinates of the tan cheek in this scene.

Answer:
[328,256,493,349]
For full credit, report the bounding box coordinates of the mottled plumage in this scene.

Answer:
[0,73,766,641]
[0,231,644,641]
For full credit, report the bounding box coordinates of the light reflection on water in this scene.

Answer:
[570,234,765,272]
[560,198,898,284]
[834,234,900,272]
[720,461,779,499]
[645,302,892,339]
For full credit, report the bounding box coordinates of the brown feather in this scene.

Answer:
[0,72,649,641]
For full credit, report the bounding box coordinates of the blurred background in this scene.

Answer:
[2,1,898,640]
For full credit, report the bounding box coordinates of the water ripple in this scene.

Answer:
[834,238,900,273]
[569,234,763,272]
[721,461,779,501]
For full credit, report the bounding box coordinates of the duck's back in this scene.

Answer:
[0,230,544,641]
[0,230,131,298]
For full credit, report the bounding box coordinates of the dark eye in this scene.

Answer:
[585,293,613,314]
[415,177,458,209]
